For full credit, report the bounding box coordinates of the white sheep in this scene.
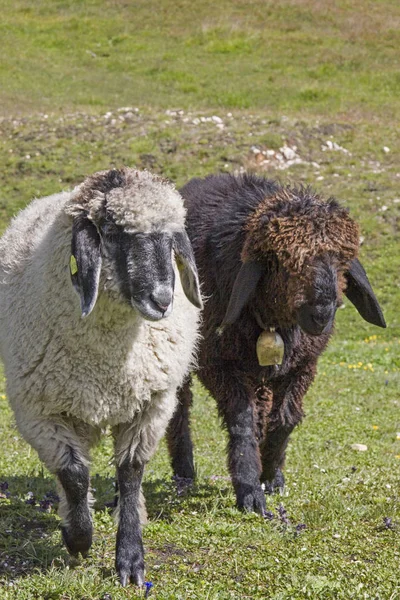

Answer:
[0,167,202,587]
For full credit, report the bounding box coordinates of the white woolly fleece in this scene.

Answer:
[0,173,200,479]
[66,168,186,233]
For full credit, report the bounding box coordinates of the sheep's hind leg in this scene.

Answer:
[166,376,195,481]
[15,415,93,557]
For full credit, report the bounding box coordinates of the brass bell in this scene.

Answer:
[256,329,285,366]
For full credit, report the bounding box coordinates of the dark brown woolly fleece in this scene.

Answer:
[166,173,379,516]
[242,187,359,273]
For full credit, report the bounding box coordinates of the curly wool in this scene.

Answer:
[65,167,186,233]
[0,169,199,467]
[167,173,372,515]
[242,187,360,274]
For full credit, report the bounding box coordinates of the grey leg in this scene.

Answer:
[58,452,92,557]
[115,456,145,587]
[113,391,176,586]
[166,376,195,480]
[15,415,94,557]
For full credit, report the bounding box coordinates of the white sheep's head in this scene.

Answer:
[65,168,203,320]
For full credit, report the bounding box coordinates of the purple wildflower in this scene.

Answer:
[38,490,59,512]
[144,581,154,598]
[277,504,290,525]
[383,517,394,530]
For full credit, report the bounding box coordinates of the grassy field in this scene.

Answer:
[0,1,399,598]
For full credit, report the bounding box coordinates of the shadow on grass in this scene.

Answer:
[144,477,230,522]
[0,475,65,581]
[0,473,227,580]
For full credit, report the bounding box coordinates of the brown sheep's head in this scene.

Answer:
[220,187,386,334]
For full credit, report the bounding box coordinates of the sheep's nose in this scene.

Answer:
[150,289,173,312]
[297,302,336,336]
[311,313,328,328]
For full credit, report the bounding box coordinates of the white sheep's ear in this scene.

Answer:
[344,258,386,328]
[70,215,102,318]
[173,231,203,309]
[220,260,264,329]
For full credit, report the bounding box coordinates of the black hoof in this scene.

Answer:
[172,460,195,481]
[262,469,285,495]
[172,475,194,496]
[117,561,145,587]
[61,524,92,558]
[236,483,267,516]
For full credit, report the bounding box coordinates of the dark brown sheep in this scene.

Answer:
[166,173,385,515]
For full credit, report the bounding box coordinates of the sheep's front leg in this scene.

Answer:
[114,392,176,586]
[58,457,93,557]
[166,376,195,480]
[115,455,145,587]
[260,370,312,493]
[14,415,93,557]
[259,426,293,494]
[200,366,266,516]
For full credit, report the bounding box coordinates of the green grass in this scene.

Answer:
[1,1,400,598]
[0,0,400,119]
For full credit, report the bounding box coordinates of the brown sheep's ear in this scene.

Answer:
[220,261,264,328]
[70,215,102,318]
[173,231,203,309]
[344,258,386,328]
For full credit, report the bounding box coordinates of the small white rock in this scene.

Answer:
[383,146,390,153]
[280,145,297,160]
[351,443,368,451]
